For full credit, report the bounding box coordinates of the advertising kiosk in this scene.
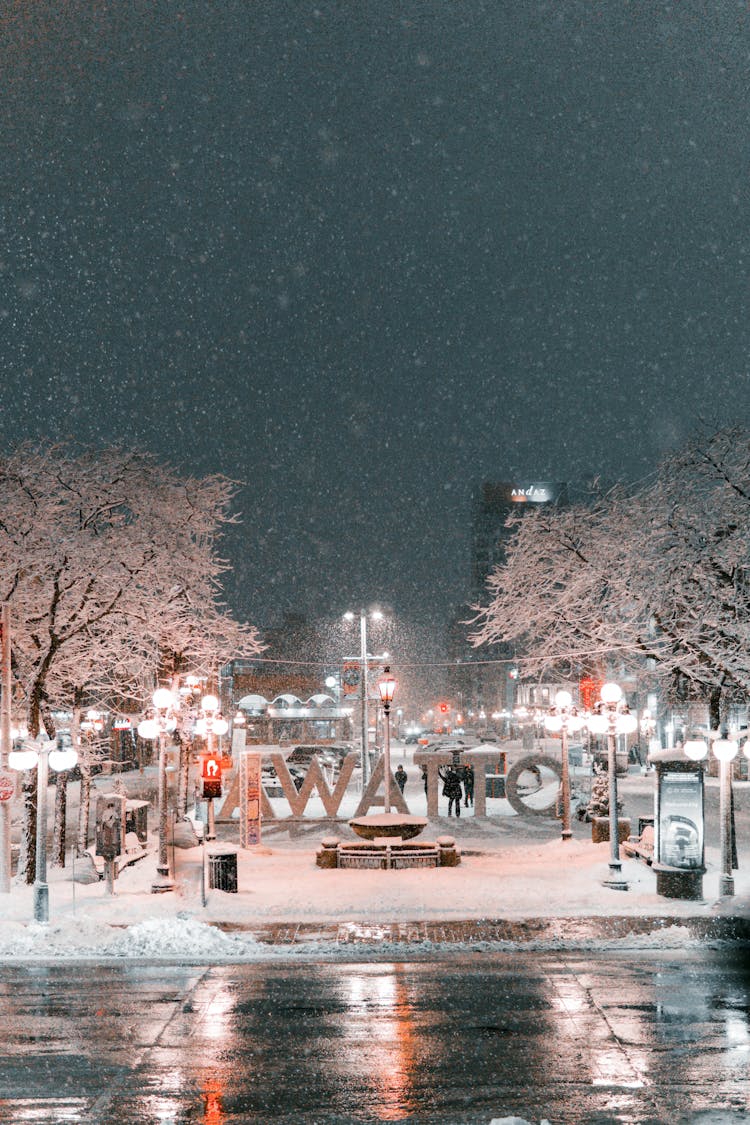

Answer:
[649,748,706,900]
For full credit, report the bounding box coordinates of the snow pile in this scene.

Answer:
[0,917,119,957]
[607,922,703,949]
[101,914,253,958]
[489,1118,551,1125]
[0,914,734,961]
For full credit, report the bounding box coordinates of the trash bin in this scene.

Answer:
[207,846,238,893]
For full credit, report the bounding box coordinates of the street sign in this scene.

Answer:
[201,754,222,799]
[341,661,360,695]
[0,773,14,802]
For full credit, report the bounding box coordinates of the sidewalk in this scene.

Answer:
[225,914,750,947]
[1,760,748,957]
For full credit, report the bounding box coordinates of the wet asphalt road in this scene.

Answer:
[0,949,748,1124]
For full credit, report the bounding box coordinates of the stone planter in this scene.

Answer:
[437,836,460,867]
[316,837,340,868]
[592,816,631,844]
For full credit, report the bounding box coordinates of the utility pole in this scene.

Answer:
[359,610,370,785]
[0,604,12,893]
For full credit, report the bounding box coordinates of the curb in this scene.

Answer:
[214,915,750,946]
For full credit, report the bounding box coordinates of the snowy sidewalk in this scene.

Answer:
[1,764,748,959]
[1,822,748,960]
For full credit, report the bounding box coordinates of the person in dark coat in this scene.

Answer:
[438,765,463,817]
[462,763,475,808]
[394,764,407,793]
[421,765,428,796]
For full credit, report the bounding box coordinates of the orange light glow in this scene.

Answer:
[202,1076,225,1125]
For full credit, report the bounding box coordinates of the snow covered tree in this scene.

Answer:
[0,440,261,880]
[469,484,656,681]
[580,770,622,823]
[627,427,750,726]
[471,426,750,730]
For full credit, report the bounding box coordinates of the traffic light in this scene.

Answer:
[439,702,449,714]
[201,754,222,799]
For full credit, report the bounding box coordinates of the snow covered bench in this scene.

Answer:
[84,831,149,879]
[622,824,655,865]
[173,810,204,848]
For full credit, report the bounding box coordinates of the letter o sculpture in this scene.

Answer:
[504,754,562,817]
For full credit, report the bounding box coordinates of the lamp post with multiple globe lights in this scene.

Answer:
[712,735,739,897]
[137,687,178,893]
[195,693,229,841]
[9,736,78,921]
[683,733,740,897]
[543,689,584,842]
[586,682,638,890]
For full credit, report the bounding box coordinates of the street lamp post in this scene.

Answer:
[9,737,78,921]
[543,689,584,842]
[195,693,229,841]
[713,736,738,897]
[138,687,178,894]
[587,681,637,890]
[0,603,12,893]
[639,709,656,766]
[344,609,383,785]
[378,668,397,813]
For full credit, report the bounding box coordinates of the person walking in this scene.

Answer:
[395,764,407,794]
[462,763,475,808]
[438,765,463,818]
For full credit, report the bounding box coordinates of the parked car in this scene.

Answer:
[320,743,358,767]
[262,761,305,792]
[421,737,470,754]
[283,744,352,779]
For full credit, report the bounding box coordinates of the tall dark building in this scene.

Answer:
[445,480,568,728]
[470,480,568,598]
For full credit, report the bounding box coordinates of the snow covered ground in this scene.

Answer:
[1,750,748,961]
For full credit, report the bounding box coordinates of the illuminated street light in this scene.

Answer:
[587,681,637,890]
[683,738,708,762]
[712,735,738,897]
[196,694,229,841]
[138,688,178,893]
[9,736,78,921]
[344,608,385,785]
[543,689,584,842]
[377,668,397,813]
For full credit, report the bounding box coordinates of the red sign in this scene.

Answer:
[201,754,222,799]
[0,773,14,802]
[202,755,221,779]
[579,678,604,712]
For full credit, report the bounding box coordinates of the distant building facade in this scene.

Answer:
[470,480,568,597]
[446,480,568,730]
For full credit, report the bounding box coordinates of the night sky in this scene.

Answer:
[2,2,749,648]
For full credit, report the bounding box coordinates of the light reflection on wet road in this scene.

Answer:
[0,949,748,1123]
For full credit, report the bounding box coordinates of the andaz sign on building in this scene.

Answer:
[509,483,559,504]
